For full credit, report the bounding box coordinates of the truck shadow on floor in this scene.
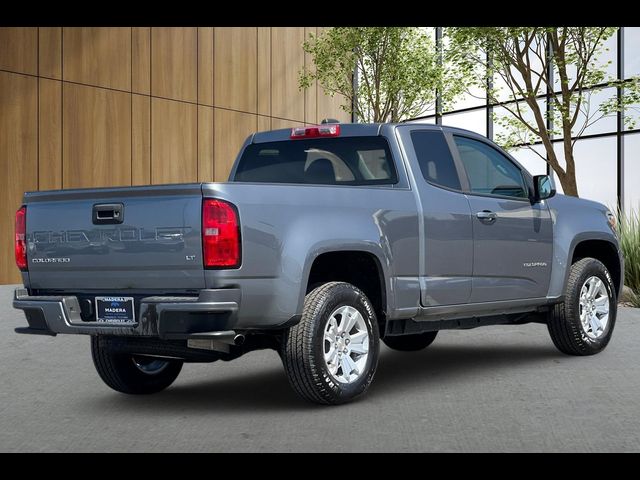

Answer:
[87,342,563,413]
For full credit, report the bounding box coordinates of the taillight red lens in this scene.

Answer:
[202,199,240,268]
[15,206,27,271]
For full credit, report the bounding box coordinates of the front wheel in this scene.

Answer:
[91,336,183,394]
[282,282,380,405]
[547,257,617,356]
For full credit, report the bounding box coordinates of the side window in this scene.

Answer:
[453,136,528,199]
[410,130,461,190]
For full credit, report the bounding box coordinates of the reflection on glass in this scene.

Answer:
[510,145,548,176]
[493,99,546,145]
[553,137,617,208]
[624,133,640,213]
[442,109,486,136]
[625,27,640,78]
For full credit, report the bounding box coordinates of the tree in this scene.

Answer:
[300,27,465,123]
[448,27,640,197]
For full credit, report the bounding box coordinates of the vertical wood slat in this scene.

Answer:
[39,27,62,79]
[257,27,271,117]
[38,79,62,191]
[214,109,256,181]
[0,72,37,284]
[132,27,150,95]
[257,115,271,132]
[151,98,197,184]
[151,27,197,103]
[214,27,257,113]
[0,26,348,284]
[62,83,132,188]
[198,106,214,182]
[303,27,317,124]
[198,27,214,106]
[271,117,304,130]
[271,28,305,122]
[62,27,132,91]
[0,28,38,75]
[132,94,150,185]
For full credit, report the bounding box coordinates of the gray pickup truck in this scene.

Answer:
[13,122,623,404]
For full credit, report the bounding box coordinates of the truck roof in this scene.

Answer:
[252,123,484,143]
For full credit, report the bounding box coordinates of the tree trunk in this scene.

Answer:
[561,144,579,197]
[556,171,579,197]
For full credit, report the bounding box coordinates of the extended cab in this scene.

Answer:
[13,123,623,404]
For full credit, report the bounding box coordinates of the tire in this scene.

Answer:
[282,282,380,405]
[383,331,438,352]
[91,336,183,394]
[547,257,617,356]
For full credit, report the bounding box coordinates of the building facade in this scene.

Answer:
[0,27,349,284]
[413,27,639,217]
[1,26,637,285]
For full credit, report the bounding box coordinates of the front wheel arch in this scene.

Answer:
[567,238,622,298]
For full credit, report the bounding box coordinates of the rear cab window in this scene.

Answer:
[234,137,398,186]
[410,130,461,191]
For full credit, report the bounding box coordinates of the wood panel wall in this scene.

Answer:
[0,27,350,284]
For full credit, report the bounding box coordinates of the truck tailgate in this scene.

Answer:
[24,184,204,291]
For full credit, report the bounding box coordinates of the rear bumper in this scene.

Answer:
[13,288,241,339]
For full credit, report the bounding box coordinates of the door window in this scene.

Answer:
[454,136,528,199]
[411,130,461,191]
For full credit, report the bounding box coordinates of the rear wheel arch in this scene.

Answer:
[304,250,389,335]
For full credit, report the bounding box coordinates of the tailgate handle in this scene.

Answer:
[92,203,124,225]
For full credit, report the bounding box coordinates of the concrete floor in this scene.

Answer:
[1,284,639,452]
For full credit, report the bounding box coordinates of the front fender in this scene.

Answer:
[546,194,620,298]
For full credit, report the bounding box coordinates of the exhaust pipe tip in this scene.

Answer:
[233,334,245,346]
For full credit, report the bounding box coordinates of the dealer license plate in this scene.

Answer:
[95,296,136,324]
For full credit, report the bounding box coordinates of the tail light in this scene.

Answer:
[15,206,27,271]
[290,123,340,139]
[202,199,241,269]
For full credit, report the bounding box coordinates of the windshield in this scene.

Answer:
[233,136,398,186]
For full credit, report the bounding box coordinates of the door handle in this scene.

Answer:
[476,210,497,221]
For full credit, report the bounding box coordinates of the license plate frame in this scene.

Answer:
[95,296,136,324]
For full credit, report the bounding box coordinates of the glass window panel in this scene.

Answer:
[596,32,617,80]
[442,109,487,136]
[553,137,617,209]
[449,84,486,111]
[553,31,617,89]
[493,99,546,144]
[624,133,640,213]
[493,37,546,103]
[509,145,548,176]
[624,93,640,131]
[418,106,436,118]
[625,27,640,78]
[411,116,436,125]
[566,87,617,138]
[492,65,534,103]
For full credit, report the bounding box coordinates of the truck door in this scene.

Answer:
[396,126,473,306]
[450,134,553,302]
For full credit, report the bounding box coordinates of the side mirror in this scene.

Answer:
[533,175,556,202]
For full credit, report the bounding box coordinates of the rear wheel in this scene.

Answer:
[383,331,438,352]
[91,336,183,394]
[547,257,617,356]
[282,282,380,405]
